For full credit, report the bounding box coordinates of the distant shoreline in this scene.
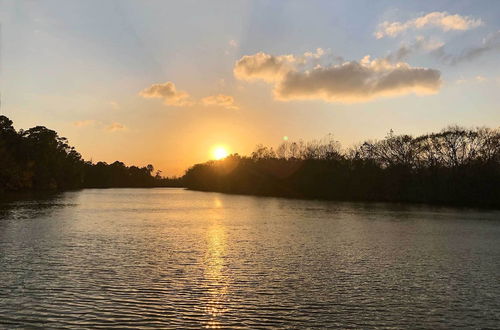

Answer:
[1,115,499,209]
[184,187,500,211]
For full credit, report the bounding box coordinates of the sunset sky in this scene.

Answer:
[2,0,500,175]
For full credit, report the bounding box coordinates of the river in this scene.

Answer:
[0,188,499,328]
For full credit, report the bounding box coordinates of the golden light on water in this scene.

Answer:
[204,199,229,328]
[212,146,229,160]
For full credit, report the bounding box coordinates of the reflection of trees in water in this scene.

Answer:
[0,192,74,221]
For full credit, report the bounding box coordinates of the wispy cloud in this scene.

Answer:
[228,39,238,48]
[234,52,441,103]
[386,36,444,62]
[139,82,194,107]
[106,122,126,132]
[225,39,239,55]
[456,75,488,85]
[73,120,96,127]
[201,94,239,110]
[73,120,127,132]
[432,30,500,65]
[375,12,483,39]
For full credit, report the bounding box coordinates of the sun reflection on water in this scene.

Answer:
[203,197,230,328]
[213,197,223,209]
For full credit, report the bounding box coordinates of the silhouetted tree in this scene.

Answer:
[184,128,500,207]
[0,115,174,192]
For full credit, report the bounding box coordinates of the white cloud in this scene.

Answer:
[234,52,441,103]
[375,12,483,39]
[139,81,194,107]
[201,94,239,110]
[304,48,325,59]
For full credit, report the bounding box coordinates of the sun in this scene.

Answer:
[212,146,229,160]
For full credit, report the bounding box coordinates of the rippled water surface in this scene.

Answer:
[0,188,499,328]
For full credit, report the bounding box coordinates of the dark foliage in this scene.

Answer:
[3,114,499,207]
[0,115,175,192]
[184,128,500,208]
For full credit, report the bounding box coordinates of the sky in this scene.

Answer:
[1,0,499,175]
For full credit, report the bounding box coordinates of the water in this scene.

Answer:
[0,188,499,328]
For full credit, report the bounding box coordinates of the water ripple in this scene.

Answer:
[0,188,499,328]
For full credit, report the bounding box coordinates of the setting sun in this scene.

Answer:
[1,1,499,328]
[212,146,229,160]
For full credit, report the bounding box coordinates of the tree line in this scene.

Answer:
[0,115,179,192]
[2,114,499,207]
[184,127,500,207]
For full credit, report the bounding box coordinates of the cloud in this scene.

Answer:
[201,94,239,110]
[386,36,444,62]
[234,52,441,103]
[233,50,333,82]
[233,52,297,82]
[304,48,325,59]
[276,57,441,103]
[225,39,239,55]
[74,120,127,132]
[139,80,244,109]
[375,12,483,39]
[139,82,194,106]
[73,120,95,127]
[140,81,241,109]
[456,75,488,85]
[433,30,500,65]
[106,122,126,132]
